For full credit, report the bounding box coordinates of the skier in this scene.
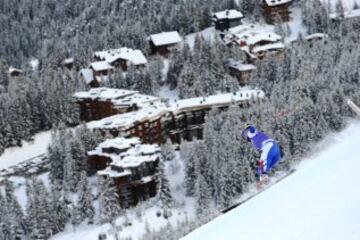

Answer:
[242,124,281,183]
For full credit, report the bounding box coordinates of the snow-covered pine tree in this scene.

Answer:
[50,181,69,233]
[195,174,212,217]
[99,178,121,224]
[160,139,176,162]
[3,179,25,239]
[157,160,173,214]
[74,171,95,225]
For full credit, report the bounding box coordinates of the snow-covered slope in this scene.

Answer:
[0,130,51,170]
[183,121,360,240]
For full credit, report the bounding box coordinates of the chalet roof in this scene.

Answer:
[94,137,161,177]
[112,155,158,168]
[264,0,292,7]
[228,24,255,35]
[79,68,94,84]
[74,87,138,101]
[97,137,141,151]
[149,31,182,46]
[98,168,132,178]
[213,9,244,20]
[9,67,23,74]
[224,58,256,72]
[330,8,360,19]
[63,58,74,64]
[305,33,328,41]
[94,48,147,65]
[112,93,161,108]
[169,89,265,113]
[86,89,265,130]
[89,61,114,72]
[235,31,282,46]
[252,42,285,53]
[87,105,168,130]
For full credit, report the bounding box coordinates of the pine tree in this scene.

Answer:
[50,181,69,233]
[100,178,121,224]
[195,174,212,217]
[74,171,95,225]
[157,160,173,213]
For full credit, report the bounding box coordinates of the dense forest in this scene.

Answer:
[0,0,360,239]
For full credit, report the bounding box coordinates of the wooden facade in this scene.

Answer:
[90,137,161,208]
[214,17,242,32]
[261,0,292,24]
[77,99,138,122]
[149,41,178,56]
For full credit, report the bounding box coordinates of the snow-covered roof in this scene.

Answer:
[235,31,282,46]
[86,89,264,130]
[228,24,255,35]
[149,31,182,46]
[252,42,285,53]
[79,69,94,84]
[330,8,360,19]
[74,88,138,101]
[224,58,256,72]
[9,67,23,74]
[63,58,74,64]
[94,48,147,65]
[169,89,265,113]
[89,61,114,72]
[213,9,244,20]
[111,155,158,168]
[305,33,328,40]
[87,105,168,130]
[264,0,292,7]
[112,93,162,108]
[97,168,132,178]
[98,137,141,151]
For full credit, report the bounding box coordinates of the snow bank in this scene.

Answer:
[183,121,360,240]
[0,131,51,170]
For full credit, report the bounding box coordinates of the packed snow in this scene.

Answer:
[182,121,360,240]
[0,130,51,170]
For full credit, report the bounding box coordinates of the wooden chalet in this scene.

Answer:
[212,9,244,32]
[74,88,161,122]
[224,58,256,86]
[91,137,161,208]
[148,31,182,56]
[63,58,74,70]
[89,61,114,79]
[8,67,23,78]
[261,0,292,24]
[93,48,147,72]
[80,68,98,88]
[229,26,285,60]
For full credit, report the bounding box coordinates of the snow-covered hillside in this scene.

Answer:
[0,130,51,170]
[183,121,360,240]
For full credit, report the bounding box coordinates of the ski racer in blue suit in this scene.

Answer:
[242,124,281,180]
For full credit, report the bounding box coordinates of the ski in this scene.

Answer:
[221,169,296,214]
[347,99,360,117]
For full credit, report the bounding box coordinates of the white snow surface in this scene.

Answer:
[94,48,147,65]
[149,31,182,46]
[265,0,292,7]
[213,9,243,20]
[183,121,360,240]
[0,130,51,170]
